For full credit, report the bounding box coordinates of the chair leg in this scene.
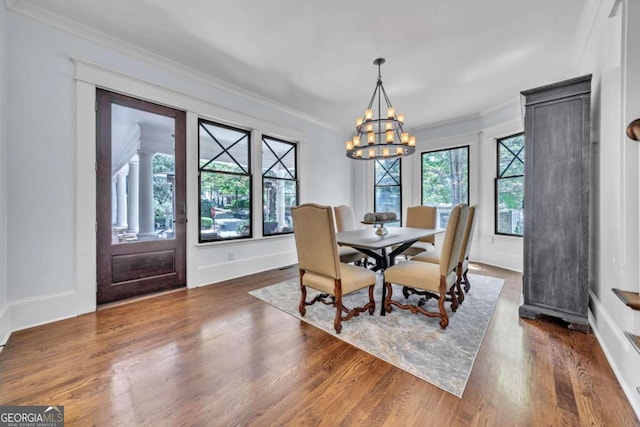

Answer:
[384,281,393,313]
[438,277,449,329]
[455,264,465,304]
[455,277,464,304]
[449,286,459,312]
[463,269,471,292]
[368,285,375,315]
[333,295,343,334]
[298,271,307,316]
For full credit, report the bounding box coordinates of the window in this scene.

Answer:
[496,133,524,236]
[421,146,469,228]
[262,135,298,235]
[198,119,251,242]
[374,159,401,226]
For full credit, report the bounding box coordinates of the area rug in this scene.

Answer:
[249,273,504,397]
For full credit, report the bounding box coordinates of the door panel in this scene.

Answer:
[96,89,186,304]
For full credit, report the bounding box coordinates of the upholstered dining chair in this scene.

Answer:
[383,204,469,329]
[334,205,367,265]
[458,204,478,293]
[291,203,376,334]
[394,205,437,258]
[412,204,477,303]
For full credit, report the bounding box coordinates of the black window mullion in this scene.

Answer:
[498,142,524,178]
[198,118,252,242]
[261,135,298,236]
[262,138,295,180]
[496,133,524,236]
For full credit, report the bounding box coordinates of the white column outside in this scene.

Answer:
[137,150,157,239]
[276,179,286,228]
[126,157,139,234]
[111,176,117,226]
[116,165,128,228]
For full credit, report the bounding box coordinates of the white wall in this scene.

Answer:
[579,0,640,417]
[0,0,9,345]
[4,11,352,332]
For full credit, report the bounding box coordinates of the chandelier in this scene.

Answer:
[346,58,416,160]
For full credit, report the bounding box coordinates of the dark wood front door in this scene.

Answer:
[96,89,186,304]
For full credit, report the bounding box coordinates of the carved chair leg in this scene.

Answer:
[452,263,464,304]
[463,269,471,292]
[438,276,458,329]
[333,296,342,334]
[368,285,375,315]
[438,278,449,329]
[298,270,307,316]
[384,281,393,313]
[402,285,411,299]
[449,287,459,312]
[455,276,464,305]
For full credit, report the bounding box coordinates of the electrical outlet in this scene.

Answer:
[228,251,235,261]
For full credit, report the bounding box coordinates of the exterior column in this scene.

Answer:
[111,176,117,226]
[137,150,156,239]
[126,158,139,234]
[116,165,128,228]
[276,179,286,228]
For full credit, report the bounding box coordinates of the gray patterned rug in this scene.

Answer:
[249,272,504,397]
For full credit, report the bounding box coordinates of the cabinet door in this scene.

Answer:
[523,95,590,316]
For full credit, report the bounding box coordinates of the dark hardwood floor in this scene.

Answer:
[1,263,638,426]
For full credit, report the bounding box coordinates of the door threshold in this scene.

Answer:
[97,287,186,310]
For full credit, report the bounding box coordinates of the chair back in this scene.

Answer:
[459,204,478,263]
[439,204,469,276]
[291,204,341,279]
[333,205,358,232]
[406,205,437,244]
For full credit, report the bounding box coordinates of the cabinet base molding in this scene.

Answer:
[519,304,590,333]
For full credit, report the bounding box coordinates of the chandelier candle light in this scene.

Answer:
[346,58,416,160]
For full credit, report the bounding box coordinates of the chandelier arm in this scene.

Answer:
[379,84,394,109]
[377,82,382,138]
[366,83,379,111]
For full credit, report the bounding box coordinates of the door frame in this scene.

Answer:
[95,89,187,304]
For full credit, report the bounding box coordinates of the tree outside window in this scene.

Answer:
[198,119,251,242]
[496,133,524,236]
[421,146,469,228]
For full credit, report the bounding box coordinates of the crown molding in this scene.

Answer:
[4,0,342,133]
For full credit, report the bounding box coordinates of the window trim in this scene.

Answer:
[198,118,252,243]
[374,157,403,226]
[261,134,298,236]
[420,145,470,206]
[494,132,524,237]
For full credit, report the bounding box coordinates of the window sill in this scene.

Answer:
[195,233,294,248]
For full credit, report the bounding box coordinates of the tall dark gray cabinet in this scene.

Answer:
[518,75,592,333]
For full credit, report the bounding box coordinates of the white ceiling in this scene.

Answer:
[14,0,587,132]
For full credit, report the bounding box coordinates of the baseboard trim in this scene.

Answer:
[191,250,298,288]
[0,304,10,346]
[589,290,640,420]
[8,291,78,333]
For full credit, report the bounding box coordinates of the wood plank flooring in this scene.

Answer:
[1,263,638,426]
